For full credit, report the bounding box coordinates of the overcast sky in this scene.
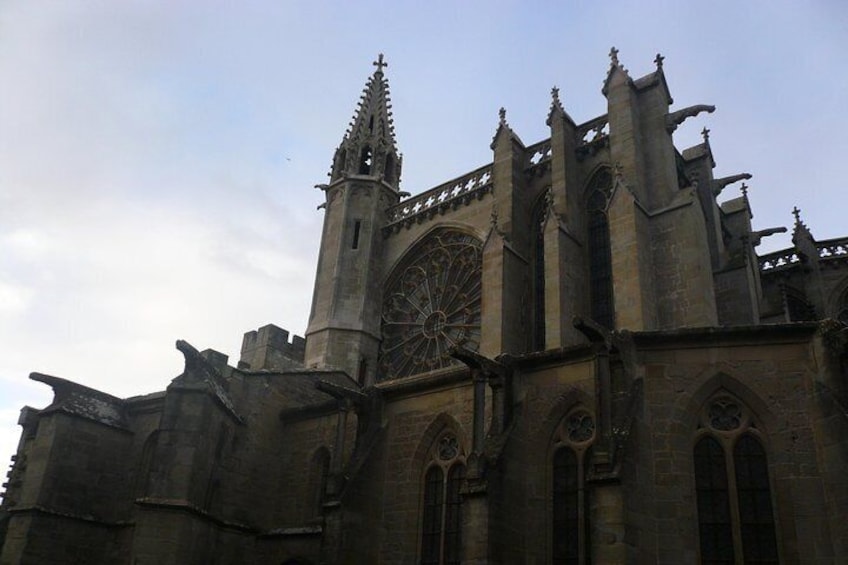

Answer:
[1,1,846,472]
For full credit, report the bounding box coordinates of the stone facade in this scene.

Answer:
[2,50,847,564]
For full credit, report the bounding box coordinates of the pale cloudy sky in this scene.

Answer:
[0,1,846,470]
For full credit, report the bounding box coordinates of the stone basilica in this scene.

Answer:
[2,50,848,564]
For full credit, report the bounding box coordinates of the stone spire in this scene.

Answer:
[330,54,401,186]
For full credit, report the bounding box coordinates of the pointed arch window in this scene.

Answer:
[551,408,595,565]
[359,145,373,175]
[585,168,614,329]
[835,286,848,324]
[694,394,779,564]
[531,191,549,351]
[420,432,466,565]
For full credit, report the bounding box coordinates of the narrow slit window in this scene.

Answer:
[352,220,362,249]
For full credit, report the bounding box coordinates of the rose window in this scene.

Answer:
[379,230,482,380]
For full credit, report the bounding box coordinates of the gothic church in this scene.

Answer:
[2,50,848,564]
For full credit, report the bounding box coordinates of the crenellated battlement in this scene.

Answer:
[239,324,305,371]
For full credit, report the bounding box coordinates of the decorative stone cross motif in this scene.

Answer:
[498,107,507,125]
[701,126,710,141]
[792,206,802,223]
[654,53,665,69]
[373,53,387,73]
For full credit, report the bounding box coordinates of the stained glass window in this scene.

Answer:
[421,466,445,565]
[420,432,466,565]
[553,447,579,564]
[694,395,779,564]
[734,435,778,563]
[695,437,734,564]
[586,169,613,329]
[532,192,548,351]
[551,408,594,564]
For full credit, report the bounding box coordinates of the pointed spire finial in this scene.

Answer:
[373,53,387,74]
[609,46,620,67]
[701,126,710,142]
[499,107,507,125]
[654,53,665,69]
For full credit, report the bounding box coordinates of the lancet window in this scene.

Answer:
[379,230,482,380]
[420,432,466,565]
[835,286,848,324]
[531,191,549,351]
[551,407,595,565]
[694,394,778,564]
[585,168,614,329]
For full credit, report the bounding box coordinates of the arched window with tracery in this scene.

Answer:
[694,394,779,564]
[420,431,466,565]
[585,168,614,329]
[380,229,482,380]
[834,285,848,324]
[531,191,549,351]
[551,407,595,565]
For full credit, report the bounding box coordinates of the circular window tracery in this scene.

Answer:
[379,230,482,380]
[708,397,743,431]
[437,433,460,461]
[553,408,596,447]
[699,393,752,434]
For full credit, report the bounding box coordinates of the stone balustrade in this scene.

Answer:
[759,236,848,271]
[385,164,493,232]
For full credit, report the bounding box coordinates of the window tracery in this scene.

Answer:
[694,393,778,564]
[836,286,848,324]
[379,230,482,380]
[551,407,595,565]
[420,431,466,565]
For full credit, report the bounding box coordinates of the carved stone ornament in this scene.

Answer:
[379,230,482,380]
[708,397,742,431]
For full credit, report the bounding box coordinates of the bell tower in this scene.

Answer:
[304,54,401,385]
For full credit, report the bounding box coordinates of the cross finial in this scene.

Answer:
[740,182,748,198]
[792,206,801,223]
[499,107,507,125]
[551,86,560,103]
[609,46,619,66]
[701,126,710,141]
[373,53,387,73]
[654,53,665,69]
